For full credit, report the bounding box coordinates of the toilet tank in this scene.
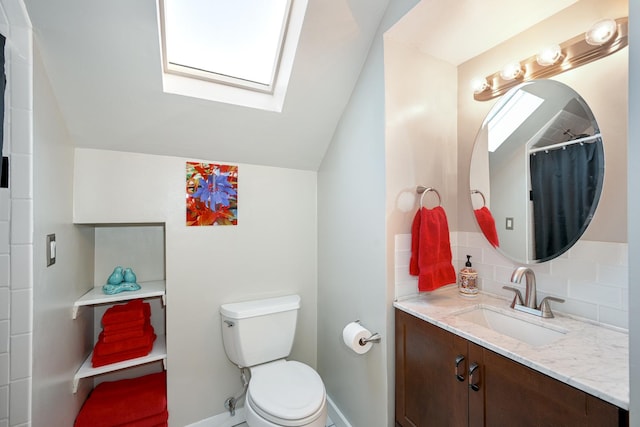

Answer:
[220,294,301,367]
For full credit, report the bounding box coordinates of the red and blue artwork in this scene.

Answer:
[186,162,238,226]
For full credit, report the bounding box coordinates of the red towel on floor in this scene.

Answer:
[102,299,149,326]
[409,206,457,292]
[474,207,500,247]
[75,372,167,427]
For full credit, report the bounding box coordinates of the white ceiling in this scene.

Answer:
[23,0,576,171]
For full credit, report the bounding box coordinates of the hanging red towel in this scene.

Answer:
[474,207,500,247]
[409,206,457,292]
[74,372,167,427]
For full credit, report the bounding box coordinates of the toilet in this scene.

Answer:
[220,295,327,427]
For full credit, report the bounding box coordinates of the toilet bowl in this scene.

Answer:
[220,295,328,427]
[245,360,327,427]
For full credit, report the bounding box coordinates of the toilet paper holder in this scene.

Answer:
[355,320,382,346]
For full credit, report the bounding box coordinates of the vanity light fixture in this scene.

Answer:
[536,44,562,66]
[499,62,523,81]
[471,77,490,94]
[585,18,617,46]
[472,17,628,101]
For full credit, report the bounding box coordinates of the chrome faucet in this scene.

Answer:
[503,267,565,318]
[510,267,537,308]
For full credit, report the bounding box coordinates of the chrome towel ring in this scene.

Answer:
[416,185,442,208]
[471,189,486,207]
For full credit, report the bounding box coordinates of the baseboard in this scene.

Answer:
[326,394,352,427]
[185,407,246,427]
[186,395,351,427]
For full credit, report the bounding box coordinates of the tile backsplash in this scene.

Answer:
[395,232,628,330]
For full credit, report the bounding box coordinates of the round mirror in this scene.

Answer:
[469,80,604,264]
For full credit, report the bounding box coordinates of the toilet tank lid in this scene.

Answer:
[220,295,301,319]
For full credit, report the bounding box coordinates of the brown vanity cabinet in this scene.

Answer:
[395,308,628,427]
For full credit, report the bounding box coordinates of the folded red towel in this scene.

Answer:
[101,320,149,343]
[74,372,166,427]
[94,325,156,357]
[102,299,149,326]
[103,318,147,334]
[91,341,156,367]
[409,206,457,292]
[474,207,500,247]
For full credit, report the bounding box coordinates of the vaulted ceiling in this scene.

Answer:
[23,0,576,171]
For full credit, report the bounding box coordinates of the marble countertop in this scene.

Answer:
[394,286,629,410]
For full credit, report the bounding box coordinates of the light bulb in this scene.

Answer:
[585,18,617,46]
[471,77,490,94]
[536,44,562,66]
[500,62,522,81]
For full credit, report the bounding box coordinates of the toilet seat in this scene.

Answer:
[248,360,326,427]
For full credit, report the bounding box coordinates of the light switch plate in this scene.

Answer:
[505,217,514,230]
[46,234,56,266]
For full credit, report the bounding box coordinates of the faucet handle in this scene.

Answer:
[539,296,565,318]
[502,286,524,309]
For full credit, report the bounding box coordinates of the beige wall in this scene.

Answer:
[74,148,318,426]
[457,0,628,243]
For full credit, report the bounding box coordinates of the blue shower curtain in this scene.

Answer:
[530,140,604,261]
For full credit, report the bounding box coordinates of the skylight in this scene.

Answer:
[158,0,306,111]
[486,87,544,152]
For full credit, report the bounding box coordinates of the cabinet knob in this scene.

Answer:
[454,354,465,382]
[469,362,481,391]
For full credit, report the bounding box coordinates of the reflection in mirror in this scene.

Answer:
[469,80,604,264]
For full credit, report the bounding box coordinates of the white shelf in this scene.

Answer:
[72,280,166,319]
[72,335,166,393]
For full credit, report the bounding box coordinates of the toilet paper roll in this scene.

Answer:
[342,322,373,354]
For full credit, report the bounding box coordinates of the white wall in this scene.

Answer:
[31,41,96,426]
[0,1,36,425]
[73,148,317,427]
[316,2,419,426]
[627,1,639,424]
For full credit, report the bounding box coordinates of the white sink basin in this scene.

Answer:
[454,305,568,347]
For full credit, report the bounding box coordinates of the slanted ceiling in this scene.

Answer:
[24,0,575,171]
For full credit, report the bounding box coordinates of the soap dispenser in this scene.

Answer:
[458,255,478,297]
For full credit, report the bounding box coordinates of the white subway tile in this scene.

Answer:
[9,109,32,155]
[597,264,628,288]
[9,377,30,425]
[0,355,7,387]
[0,256,7,287]
[9,245,31,290]
[10,289,31,335]
[9,199,32,245]
[0,289,7,321]
[9,58,32,112]
[9,334,30,380]
[0,192,8,221]
[598,306,628,330]
[550,258,597,282]
[568,281,622,308]
[0,224,7,254]
[0,322,7,353]
[570,241,627,265]
[7,154,31,199]
[0,386,7,420]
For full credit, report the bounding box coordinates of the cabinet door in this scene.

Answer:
[480,348,627,427]
[396,309,469,427]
